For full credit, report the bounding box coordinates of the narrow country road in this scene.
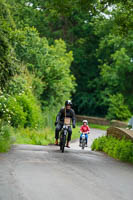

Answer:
[0,129,133,200]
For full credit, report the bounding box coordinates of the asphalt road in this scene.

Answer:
[0,129,133,200]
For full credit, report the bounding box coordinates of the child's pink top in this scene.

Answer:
[80,125,90,133]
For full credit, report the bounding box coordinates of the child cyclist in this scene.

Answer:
[79,120,90,147]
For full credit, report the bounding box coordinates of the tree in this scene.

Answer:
[8,0,133,118]
[0,0,17,89]
[11,27,75,109]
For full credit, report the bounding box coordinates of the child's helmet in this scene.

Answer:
[83,120,88,124]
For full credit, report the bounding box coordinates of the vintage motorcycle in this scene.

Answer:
[80,132,86,150]
[80,132,90,150]
[60,124,69,153]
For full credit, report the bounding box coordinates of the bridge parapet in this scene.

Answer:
[76,115,127,128]
[107,127,133,141]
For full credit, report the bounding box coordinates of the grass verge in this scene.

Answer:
[0,123,108,151]
[14,126,81,145]
[14,127,55,145]
[13,123,108,146]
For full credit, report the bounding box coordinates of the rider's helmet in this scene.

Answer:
[83,120,88,124]
[65,100,72,107]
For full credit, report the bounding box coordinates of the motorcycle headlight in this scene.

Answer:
[63,125,68,129]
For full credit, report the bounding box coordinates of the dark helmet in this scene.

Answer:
[65,100,72,106]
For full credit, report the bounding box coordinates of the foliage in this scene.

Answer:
[91,136,133,163]
[6,0,133,118]
[0,86,43,128]
[10,27,75,109]
[15,127,54,145]
[0,0,18,89]
[106,93,131,121]
[0,123,13,152]
[8,0,101,116]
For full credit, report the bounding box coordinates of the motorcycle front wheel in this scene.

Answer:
[60,132,66,153]
[82,139,85,150]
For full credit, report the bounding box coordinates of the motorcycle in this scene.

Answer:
[60,124,69,153]
[81,132,86,150]
[80,132,90,150]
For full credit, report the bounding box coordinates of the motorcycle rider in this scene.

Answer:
[55,100,76,148]
[79,120,90,147]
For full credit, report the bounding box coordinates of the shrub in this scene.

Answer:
[16,92,44,128]
[0,94,27,127]
[91,136,107,151]
[91,136,133,163]
[106,93,131,121]
[0,123,13,152]
[0,91,44,128]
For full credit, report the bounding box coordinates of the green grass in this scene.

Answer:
[89,123,109,130]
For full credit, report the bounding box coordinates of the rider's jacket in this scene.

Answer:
[80,125,90,133]
[56,107,76,126]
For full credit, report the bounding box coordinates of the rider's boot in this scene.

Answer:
[55,139,58,145]
[66,141,70,148]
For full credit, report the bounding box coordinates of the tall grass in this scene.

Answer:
[14,127,54,145]
[14,110,81,145]
[0,124,14,152]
